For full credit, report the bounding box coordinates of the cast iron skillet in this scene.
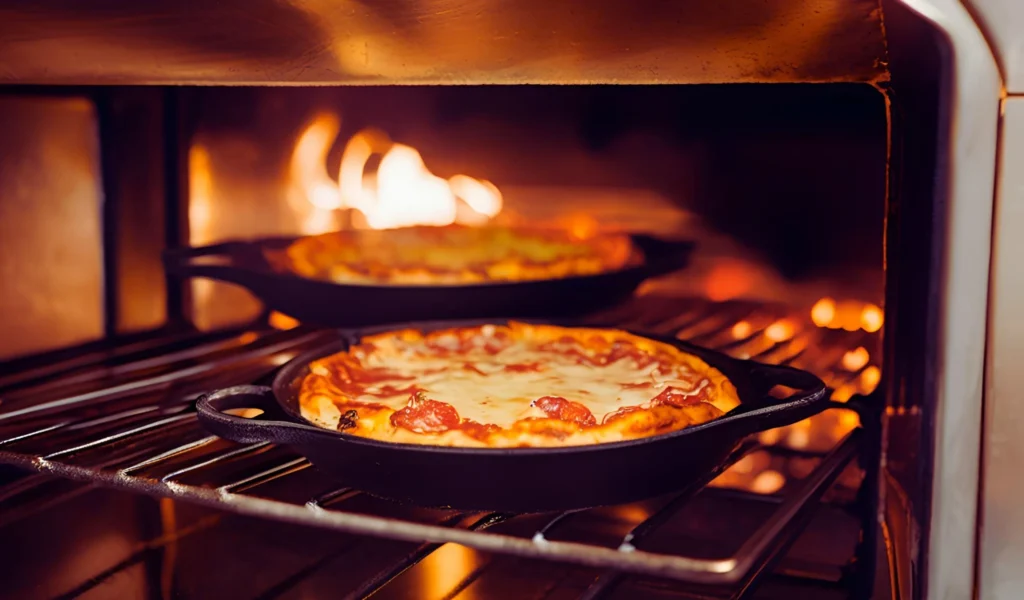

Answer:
[163,234,694,328]
[196,319,831,512]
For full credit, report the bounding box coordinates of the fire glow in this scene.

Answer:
[810,297,883,333]
[288,113,503,234]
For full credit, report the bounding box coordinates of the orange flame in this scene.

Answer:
[289,116,502,233]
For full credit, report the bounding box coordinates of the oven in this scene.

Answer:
[0,0,1017,598]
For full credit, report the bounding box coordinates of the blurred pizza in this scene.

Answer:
[269,225,639,285]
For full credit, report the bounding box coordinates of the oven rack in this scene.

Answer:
[0,296,873,598]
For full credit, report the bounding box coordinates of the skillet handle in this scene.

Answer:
[196,385,318,445]
[631,235,696,277]
[163,243,270,287]
[730,362,832,436]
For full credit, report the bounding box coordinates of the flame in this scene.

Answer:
[289,117,502,233]
[287,114,343,235]
[449,175,503,223]
[292,114,342,210]
[188,144,218,331]
[189,145,214,242]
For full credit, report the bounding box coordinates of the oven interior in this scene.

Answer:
[0,4,951,597]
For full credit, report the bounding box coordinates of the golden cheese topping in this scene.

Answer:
[267,225,639,285]
[297,322,740,448]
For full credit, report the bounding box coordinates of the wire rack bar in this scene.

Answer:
[0,296,878,597]
[0,428,859,585]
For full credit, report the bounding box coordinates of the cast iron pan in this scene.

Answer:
[163,234,694,328]
[196,319,833,512]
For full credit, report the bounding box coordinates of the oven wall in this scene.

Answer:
[0,95,105,359]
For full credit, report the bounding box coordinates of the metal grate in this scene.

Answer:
[0,295,876,599]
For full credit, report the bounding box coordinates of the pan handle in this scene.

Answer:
[727,362,832,436]
[631,235,696,277]
[163,243,272,287]
[196,385,324,445]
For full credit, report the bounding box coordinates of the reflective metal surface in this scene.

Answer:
[965,0,1024,92]
[0,0,887,85]
[879,1,1000,598]
[979,97,1024,600]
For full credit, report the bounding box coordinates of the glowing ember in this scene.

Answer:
[861,303,884,333]
[269,312,300,330]
[832,384,856,402]
[289,117,502,233]
[564,213,601,241]
[751,470,786,494]
[786,426,810,449]
[758,428,782,446]
[841,346,870,371]
[810,297,885,333]
[731,320,752,339]
[704,260,756,302]
[839,409,861,430]
[810,297,836,327]
[860,365,881,393]
[765,319,796,342]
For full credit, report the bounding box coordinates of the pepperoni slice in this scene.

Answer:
[533,396,597,427]
[649,381,710,408]
[390,393,461,433]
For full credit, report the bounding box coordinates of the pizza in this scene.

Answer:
[269,225,639,285]
[297,322,740,448]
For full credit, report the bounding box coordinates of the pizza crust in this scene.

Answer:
[297,322,741,448]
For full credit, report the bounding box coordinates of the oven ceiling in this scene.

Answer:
[0,0,888,85]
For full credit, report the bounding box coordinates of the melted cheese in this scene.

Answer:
[298,323,740,447]
[347,346,709,427]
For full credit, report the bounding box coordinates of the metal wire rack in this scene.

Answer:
[0,295,876,599]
